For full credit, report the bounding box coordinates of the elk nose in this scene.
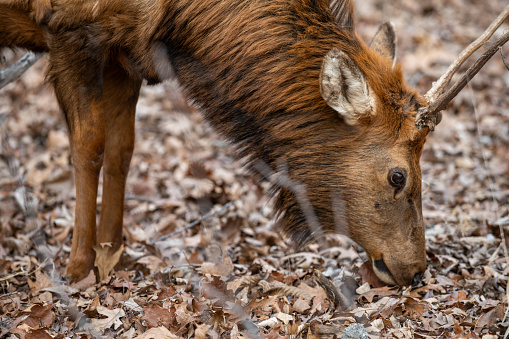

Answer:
[412,272,423,286]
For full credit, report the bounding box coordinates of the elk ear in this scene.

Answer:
[329,0,355,31]
[319,49,375,125]
[369,22,397,62]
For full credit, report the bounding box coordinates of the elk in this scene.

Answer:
[1,0,508,286]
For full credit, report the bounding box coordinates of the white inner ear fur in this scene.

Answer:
[319,49,375,125]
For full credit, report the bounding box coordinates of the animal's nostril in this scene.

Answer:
[412,272,423,286]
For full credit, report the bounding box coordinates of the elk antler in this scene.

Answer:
[415,5,509,131]
[0,52,44,90]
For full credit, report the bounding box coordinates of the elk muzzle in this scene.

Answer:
[367,236,427,286]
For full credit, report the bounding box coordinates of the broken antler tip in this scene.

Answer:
[415,106,442,132]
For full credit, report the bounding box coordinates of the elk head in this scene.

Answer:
[310,3,509,285]
[315,23,428,286]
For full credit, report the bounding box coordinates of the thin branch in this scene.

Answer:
[124,194,156,202]
[0,291,19,299]
[157,201,235,241]
[0,259,47,282]
[501,47,509,71]
[0,52,44,89]
[254,159,323,241]
[424,4,509,103]
[416,30,509,130]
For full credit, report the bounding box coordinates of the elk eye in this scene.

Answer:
[388,168,406,190]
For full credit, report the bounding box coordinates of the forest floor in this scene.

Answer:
[1,0,508,338]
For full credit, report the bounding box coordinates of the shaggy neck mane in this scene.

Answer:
[157,0,369,152]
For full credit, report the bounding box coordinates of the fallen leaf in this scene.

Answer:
[88,306,125,332]
[94,244,124,281]
[134,326,181,339]
[475,304,504,330]
[17,303,55,329]
[201,256,234,276]
[194,323,211,339]
[358,261,386,288]
[358,286,398,303]
[71,270,97,291]
[142,304,173,329]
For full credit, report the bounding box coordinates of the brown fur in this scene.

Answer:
[0,0,429,285]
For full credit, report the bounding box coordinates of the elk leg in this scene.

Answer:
[97,63,141,255]
[53,83,106,282]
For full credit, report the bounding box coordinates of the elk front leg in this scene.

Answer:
[56,97,105,282]
[97,64,141,257]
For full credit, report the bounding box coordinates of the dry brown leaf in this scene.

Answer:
[88,306,125,332]
[142,304,173,329]
[194,323,211,339]
[292,298,311,313]
[264,285,312,301]
[17,303,55,329]
[201,256,234,276]
[10,327,53,339]
[174,301,196,327]
[93,243,124,281]
[28,270,54,291]
[136,255,165,273]
[403,298,427,321]
[71,270,96,291]
[359,286,398,303]
[358,261,387,288]
[475,304,505,330]
[134,326,182,339]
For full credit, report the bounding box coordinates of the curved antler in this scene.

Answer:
[415,5,509,131]
[0,52,44,90]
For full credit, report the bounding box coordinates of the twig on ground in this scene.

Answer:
[124,195,157,202]
[0,259,47,282]
[157,200,235,241]
[0,292,19,299]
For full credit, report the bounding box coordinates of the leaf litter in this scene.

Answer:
[1,0,508,338]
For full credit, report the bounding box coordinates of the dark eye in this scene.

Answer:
[388,168,406,190]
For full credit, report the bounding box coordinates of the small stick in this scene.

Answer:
[0,52,44,89]
[124,195,156,202]
[158,201,235,241]
[0,291,19,299]
[0,259,47,282]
